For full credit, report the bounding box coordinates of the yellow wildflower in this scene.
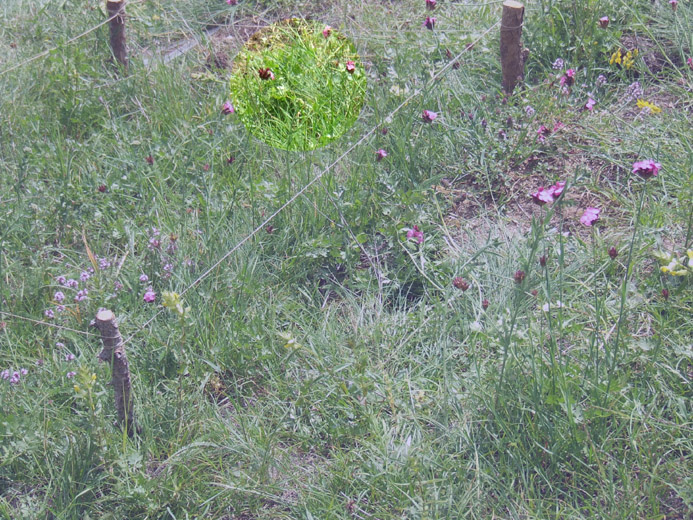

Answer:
[636,99,662,114]
[609,49,622,65]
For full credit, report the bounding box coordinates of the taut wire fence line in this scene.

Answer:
[0,18,502,346]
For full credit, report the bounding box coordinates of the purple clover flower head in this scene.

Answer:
[406,225,425,244]
[20,368,28,376]
[56,275,67,285]
[552,58,564,70]
[65,353,76,362]
[67,371,76,379]
[1,369,9,380]
[80,271,90,282]
[139,274,149,283]
[67,279,79,288]
[44,309,54,319]
[632,159,661,179]
[143,288,156,303]
[580,207,601,227]
[54,291,65,303]
[74,289,88,302]
[10,372,20,385]
[625,81,643,102]
[422,110,438,123]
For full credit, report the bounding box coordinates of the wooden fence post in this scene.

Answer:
[92,309,139,436]
[107,0,128,70]
[500,0,526,95]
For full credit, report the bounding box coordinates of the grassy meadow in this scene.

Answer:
[0,0,692,518]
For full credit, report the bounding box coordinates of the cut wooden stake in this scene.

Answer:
[500,0,526,95]
[106,0,128,70]
[92,309,139,436]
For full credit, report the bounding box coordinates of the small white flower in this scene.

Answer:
[542,301,564,312]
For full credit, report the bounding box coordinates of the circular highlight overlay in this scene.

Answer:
[229,18,366,151]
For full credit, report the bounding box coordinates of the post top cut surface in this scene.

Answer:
[503,0,524,8]
[96,309,115,322]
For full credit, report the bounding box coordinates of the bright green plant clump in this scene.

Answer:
[229,18,366,151]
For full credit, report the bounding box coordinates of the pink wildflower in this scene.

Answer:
[322,25,332,38]
[375,149,388,161]
[222,101,234,114]
[1,369,9,380]
[54,291,65,303]
[67,371,76,379]
[584,97,596,111]
[423,16,436,30]
[631,159,661,179]
[537,125,551,143]
[226,0,237,4]
[143,288,156,303]
[550,181,565,198]
[530,187,554,205]
[258,68,275,80]
[44,309,54,319]
[56,275,67,285]
[426,0,437,10]
[345,61,355,74]
[669,0,678,11]
[599,16,609,29]
[406,225,424,244]
[66,279,78,288]
[65,353,75,362]
[552,121,565,132]
[422,109,438,123]
[139,274,149,283]
[580,207,601,226]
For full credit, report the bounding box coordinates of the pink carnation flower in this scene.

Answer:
[632,159,661,179]
[580,207,601,226]
[422,110,438,123]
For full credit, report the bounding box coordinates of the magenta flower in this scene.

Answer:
[345,61,355,74]
[599,16,609,28]
[537,125,550,143]
[44,309,54,319]
[375,149,388,161]
[10,371,20,385]
[422,109,438,123]
[687,57,693,69]
[426,0,437,10]
[584,97,596,111]
[530,187,554,205]
[322,25,332,38]
[561,69,575,88]
[551,181,565,198]
[139,273,149,283]
[406,225,425,244]
[143,288,156,303]
[552,121,565,132]
[54,291,65,303]
[632,159,661,179]
[669,0,678,11]
[423,16,436,30]
[258,68,275,80]
[226,0,237,4]
[222,101,234,114]
[580,207,601,226]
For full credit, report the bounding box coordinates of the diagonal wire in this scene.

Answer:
[0,0,145,78]
[117,19,501,348]
[0,311,102,337]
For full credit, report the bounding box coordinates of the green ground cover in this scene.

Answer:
[0,0,691,518]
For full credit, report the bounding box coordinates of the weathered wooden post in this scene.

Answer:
[92,309,139,436]
[106,0,128,70]
[500,0,526,95]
